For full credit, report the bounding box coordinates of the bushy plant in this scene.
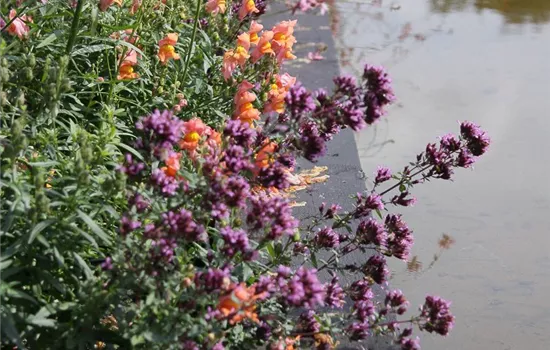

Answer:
[0,0,490,349]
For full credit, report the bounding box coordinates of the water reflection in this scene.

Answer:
[430,0,550,24]
[334,0,550,349]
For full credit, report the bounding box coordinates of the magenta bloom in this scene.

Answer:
[420,295,455,336]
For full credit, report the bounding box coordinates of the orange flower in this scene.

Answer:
[233,81,260,125]
[7,9,32,39]
[264,73,296,114]
[217,283,268,325]
[117,50,139,80]
[238,0,259,21]
[275,73,297,90]
[250,30,274,63]
[222,50,239,81]
[129,0,141,14]
[161,152,182,177]
[158,33,181,65]
[255,139,278,171]
[179,117,210,152]
[206,0,226,15]
[99,0,123,12]
[248,21,263,45]
[207,130,222,148]
[271,20,297,64]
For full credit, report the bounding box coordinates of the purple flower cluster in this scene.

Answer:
[135,109,184,159]
[334,75,360,97]
[206,174,250,220]
[363,255,390,284]
[347,321,370,340]
[314,226,340,248]
[385,214,414,260]
[400,337,421,350]
[222,145,253,173]
[282,267,325,308]
[299,122,327,162]
[385,289,409,315]
[220,227,250,258]
[349,280,375,326]
[374,166,392,183]
[420,295,455,336]
[161,208,206,242]
[325,275,345,308]
[118,154,145,176]
[258,161,290,190]
[247,194,299,239]
[362,65,396,124]
[224,119,257,147]
[128,193,149,212]
[460,121,490,156]
[354,192,384,218]
[298,310,321,333]
[194,267,231,292]
[284,83,316,120]
[149,238,178,266]
[150,168,182,196]
[391,191,417,207]
[356,218,387,246]
[120,215,141,235]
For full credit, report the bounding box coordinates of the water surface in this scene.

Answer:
[333,0,550,349]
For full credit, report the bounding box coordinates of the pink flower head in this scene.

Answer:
[7,9,32,39]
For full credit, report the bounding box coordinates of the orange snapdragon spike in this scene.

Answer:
[158,33,181,65]
[206,0,226,15]
[238,0,259,21]
[264,73,296,114]
[117,50,139,80]
[217,283,268,325]
[233,81,260,125]
[271,20,298,64]
[162,152,182,177]
[99,0,123,12]
[7,9,32,39]
[248,21,263,45]
[179,118,211,152]
[250,31,274,63]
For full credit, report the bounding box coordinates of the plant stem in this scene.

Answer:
[66,0,85,54]
[181,0,202,84]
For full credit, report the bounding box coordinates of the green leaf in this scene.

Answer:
[27,307,56,328]
[71,44,111,56]
[311,252,319,268]
[1,311,23,348]
[116,142,144,161]
[399,183,406,192]
[29,219,56,244]
[36,33,58,48]
[0,259,13,270]
[76,209,111,245]
[53,246,65,266]
[73,253,93,280]
[27,161,60,167]
[266,241,276,259]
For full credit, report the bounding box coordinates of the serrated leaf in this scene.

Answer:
[73,253,93,279]
[29,219,56,244]
[76,209,111,245]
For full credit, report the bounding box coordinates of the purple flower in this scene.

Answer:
[277,153,296,168]
[149,238,177,265]
[355,299,375,321]
[363,255,390,284]
[314,227,340,248]
[349,280,374,302]
[340,100,367,131]
[440,133,460,152]
[362,64,395,124]
[357,218,387,246]
[460,121,490,156]
[135,109,184,158]
[385,214,414,260]
[354,192,384,218]
[120,215,141,235]
[128,193,149,212]
[298,310,321,333]
[283,267,325,308]
[161,209,206,242]
[101,257,113,271]
[420,295,455,336]
[456,149,476,168]
[285,83,316,119]
[391,191,417,207]
[334,75,360,97]
[400,337,421,350]
[323,203,341,219]
[256,275,276,295]
[212,342,225,350]
[222,145,253,173]
[224,120,257,147]
[374,166,392,183]
[325,275,345,308]
[181,340,199,350]
[247,195,299,239]
[425,143,445,166]
[299,122,327,162]
[385,289,409,315]
[256,322,272,341]
[150,168,181,196]
[220,227,249,258]
[258,161,290,190]
[118,153,146,176]
[347,321,369,340]
[194,267,231,292]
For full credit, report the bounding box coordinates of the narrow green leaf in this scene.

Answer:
[1,312,23,348]
[311,253,319,268]
[53,246,65,266]
[76,209,111,245]
[73,253,93,279]
[29,219,56,244]
[0,259,13,270]
[71,44,111,56]
[36,33,58,48]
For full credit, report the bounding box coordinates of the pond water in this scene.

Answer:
[333,0,550,349]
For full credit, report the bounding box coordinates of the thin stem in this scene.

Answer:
[66,0,85,54]
[181,0,202,84]
[378,164,431,197]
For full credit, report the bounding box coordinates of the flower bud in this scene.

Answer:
[28,54,36,68]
